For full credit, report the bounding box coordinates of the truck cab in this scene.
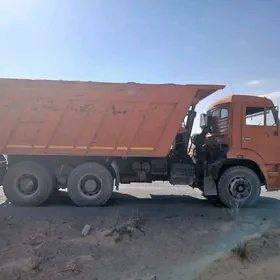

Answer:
[196,94,280,207]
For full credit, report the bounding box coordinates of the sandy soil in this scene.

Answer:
[1,184,280,280]
[196,229,280,280]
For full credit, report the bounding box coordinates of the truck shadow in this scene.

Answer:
[1,190,280,223]
[1,190,222,208]
[1,189,280,208]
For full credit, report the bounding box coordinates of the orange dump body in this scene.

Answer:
[0,79,224,157]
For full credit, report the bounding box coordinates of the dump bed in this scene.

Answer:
[0,79,224,157]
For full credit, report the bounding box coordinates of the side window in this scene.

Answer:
[266,107,276,126]
[220,108,228,119]
[246,107,265,126]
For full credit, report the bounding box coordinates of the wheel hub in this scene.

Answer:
[17,175,38,195]
[229,177,251,199]
[79,175,101,197]
[237,185,244,192]
[84,179,97,193]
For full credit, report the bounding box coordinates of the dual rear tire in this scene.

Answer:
[67,163,114,206]
[3,161,114,207]
[3,161,55,206]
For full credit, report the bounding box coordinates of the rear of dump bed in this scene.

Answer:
[0,79,224,157]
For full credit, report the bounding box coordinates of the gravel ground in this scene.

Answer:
[1,184,280,280]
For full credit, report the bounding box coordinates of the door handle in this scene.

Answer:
[242,137,251,141]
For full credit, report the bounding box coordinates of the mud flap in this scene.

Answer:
[0,154,7,186]
[203,175,218,196]
[110,161,120,190]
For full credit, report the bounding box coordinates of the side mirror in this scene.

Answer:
[275,106,279,117]
[200,113,208,128]
[274,106,279,136]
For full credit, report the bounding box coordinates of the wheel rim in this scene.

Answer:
[229,177,252,199]
[17,174,39,196]
[78,174,102,198]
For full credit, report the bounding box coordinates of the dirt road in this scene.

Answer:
[1,184,280,280]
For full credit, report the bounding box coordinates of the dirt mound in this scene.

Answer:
[197,228,280,280]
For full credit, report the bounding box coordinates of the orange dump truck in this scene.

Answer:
[0,78,279,208]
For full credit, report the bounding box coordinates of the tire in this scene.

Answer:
[3,161,55,206]
[217,166,261,208]
[67,162,114,206]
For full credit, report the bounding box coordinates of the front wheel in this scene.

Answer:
[217,166,261,208]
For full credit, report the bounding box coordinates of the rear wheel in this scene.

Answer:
[3,161,55,206]
[67,162,114,206]
[217,166,261,208]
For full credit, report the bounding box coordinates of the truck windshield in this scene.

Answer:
[207,108,229,119]
[208,108,219,118]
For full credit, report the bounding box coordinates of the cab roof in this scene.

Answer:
[208,94,274,110]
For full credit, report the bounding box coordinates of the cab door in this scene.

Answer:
[241,105,277,162]
[241,105,280,188]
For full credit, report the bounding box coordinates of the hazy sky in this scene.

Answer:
[0,0,279,132]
